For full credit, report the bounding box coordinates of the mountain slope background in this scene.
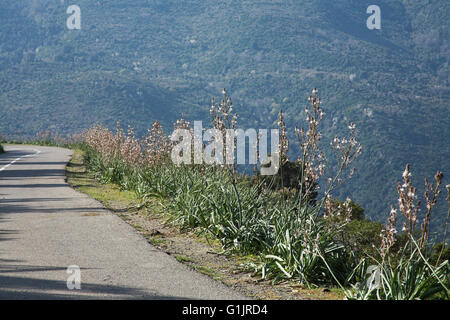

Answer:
[0,0,449,236]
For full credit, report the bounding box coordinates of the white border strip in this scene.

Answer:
[0,148,41,172]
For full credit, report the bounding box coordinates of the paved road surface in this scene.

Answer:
[0,145,245,299]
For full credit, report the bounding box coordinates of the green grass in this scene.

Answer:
[78,144,449,299]
[175,255,195,263]
[65,144,449,299]
[80,146,361,288]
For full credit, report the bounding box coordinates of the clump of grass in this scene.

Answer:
[176,255,195,263]
[345,166,449,300]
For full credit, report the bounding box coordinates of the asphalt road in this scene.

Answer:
[0,145,245,299]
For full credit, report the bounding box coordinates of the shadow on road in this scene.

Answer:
[0,203,105,215]
[0,168,67,179]
[0,263,187,300]
[4,162,68,166]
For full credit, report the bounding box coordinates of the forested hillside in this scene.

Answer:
[0,0,448,235]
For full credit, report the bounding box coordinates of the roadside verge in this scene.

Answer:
[66,149,344,300]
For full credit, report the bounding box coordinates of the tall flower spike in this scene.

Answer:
[278,109,289,165]
[380,205,397,259]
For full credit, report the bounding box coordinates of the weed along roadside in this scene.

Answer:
[4,89,446,300]
[62,88,448,300]
[66,148,345,300]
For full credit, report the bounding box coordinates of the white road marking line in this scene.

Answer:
[0,148,41,172]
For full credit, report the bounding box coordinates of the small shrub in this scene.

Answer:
[341,219,383,259]
[346,165,449,300]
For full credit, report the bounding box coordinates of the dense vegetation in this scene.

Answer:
[77,88,449,299]
[0,1,448,237]
[3,85,448,298]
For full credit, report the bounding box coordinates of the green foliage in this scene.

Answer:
[346,241,449,300]
[80,138,449,298]
[328,198,366,221]
[256,203,358,287]
[430,243,450,267]
[340,219,383,259]
[256,160,319,204]
[83,146,359,287]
